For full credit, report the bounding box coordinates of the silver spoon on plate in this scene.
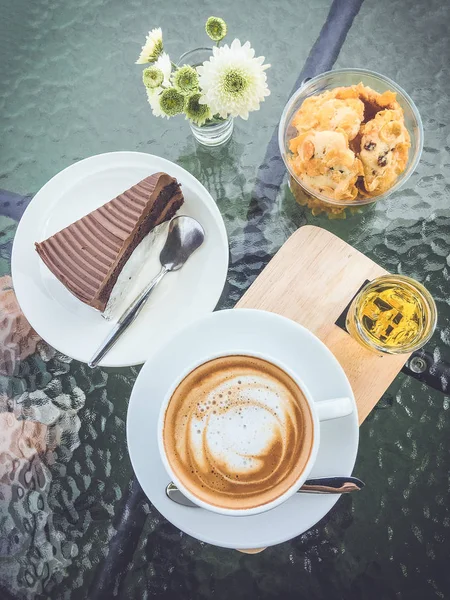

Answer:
[166,476,365,508]
[89,216,205,368]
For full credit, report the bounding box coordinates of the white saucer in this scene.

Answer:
[127,309,359,549]
[12,152,228,367]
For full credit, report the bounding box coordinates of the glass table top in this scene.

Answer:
[1,0,449,597]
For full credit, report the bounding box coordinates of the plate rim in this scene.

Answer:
[11,151,229,367]
[127,307,359,549]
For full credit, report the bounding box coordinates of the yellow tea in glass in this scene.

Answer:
[346,275,437,354]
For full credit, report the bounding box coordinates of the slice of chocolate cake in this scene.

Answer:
[35,172,184,311]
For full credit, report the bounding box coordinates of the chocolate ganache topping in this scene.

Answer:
[35,172,184,311]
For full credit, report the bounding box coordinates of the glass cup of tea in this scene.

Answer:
[345,275,437,354]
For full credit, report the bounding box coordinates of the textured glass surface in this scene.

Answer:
[1,0,449,598]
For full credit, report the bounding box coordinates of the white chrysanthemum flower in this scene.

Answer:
[147,89,167,118]
[145,53,174,119]
[197,39,270,120]
[136,27,163,64]
[154,52,172,86]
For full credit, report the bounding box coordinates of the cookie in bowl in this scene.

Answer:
[359,109,410,195]
[292,92,364,141]
[280,70,422,207]
[290,130,363,201]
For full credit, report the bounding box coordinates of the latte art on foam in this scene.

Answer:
[189,375,294,476]
[163,356,314,510]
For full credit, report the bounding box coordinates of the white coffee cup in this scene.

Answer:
[157,350,353,517]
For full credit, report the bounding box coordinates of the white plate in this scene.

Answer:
[127,309,359,549]
[12,152,229,367]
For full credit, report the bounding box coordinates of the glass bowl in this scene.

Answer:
[278,69,424,206]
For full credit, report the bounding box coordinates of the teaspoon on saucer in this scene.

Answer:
[166,476,365,508]
[89,216,205,368]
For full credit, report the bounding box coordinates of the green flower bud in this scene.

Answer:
[205,16,227,42]
[159,87,185,117]
[172,65,199,95]
[184,92,212,126]
[142,66,164,89]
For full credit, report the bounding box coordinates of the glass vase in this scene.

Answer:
[178,47,234,147]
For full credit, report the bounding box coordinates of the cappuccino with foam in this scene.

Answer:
[162,355,314,511]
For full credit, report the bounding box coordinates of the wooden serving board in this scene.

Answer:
[236,225,410,425]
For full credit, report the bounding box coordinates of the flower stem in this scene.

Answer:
[171,61,179,71]
[206,114,227,124]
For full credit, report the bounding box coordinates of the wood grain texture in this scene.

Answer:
[236,225,410,425]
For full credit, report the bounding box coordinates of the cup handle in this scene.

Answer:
[316,397,354,421]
